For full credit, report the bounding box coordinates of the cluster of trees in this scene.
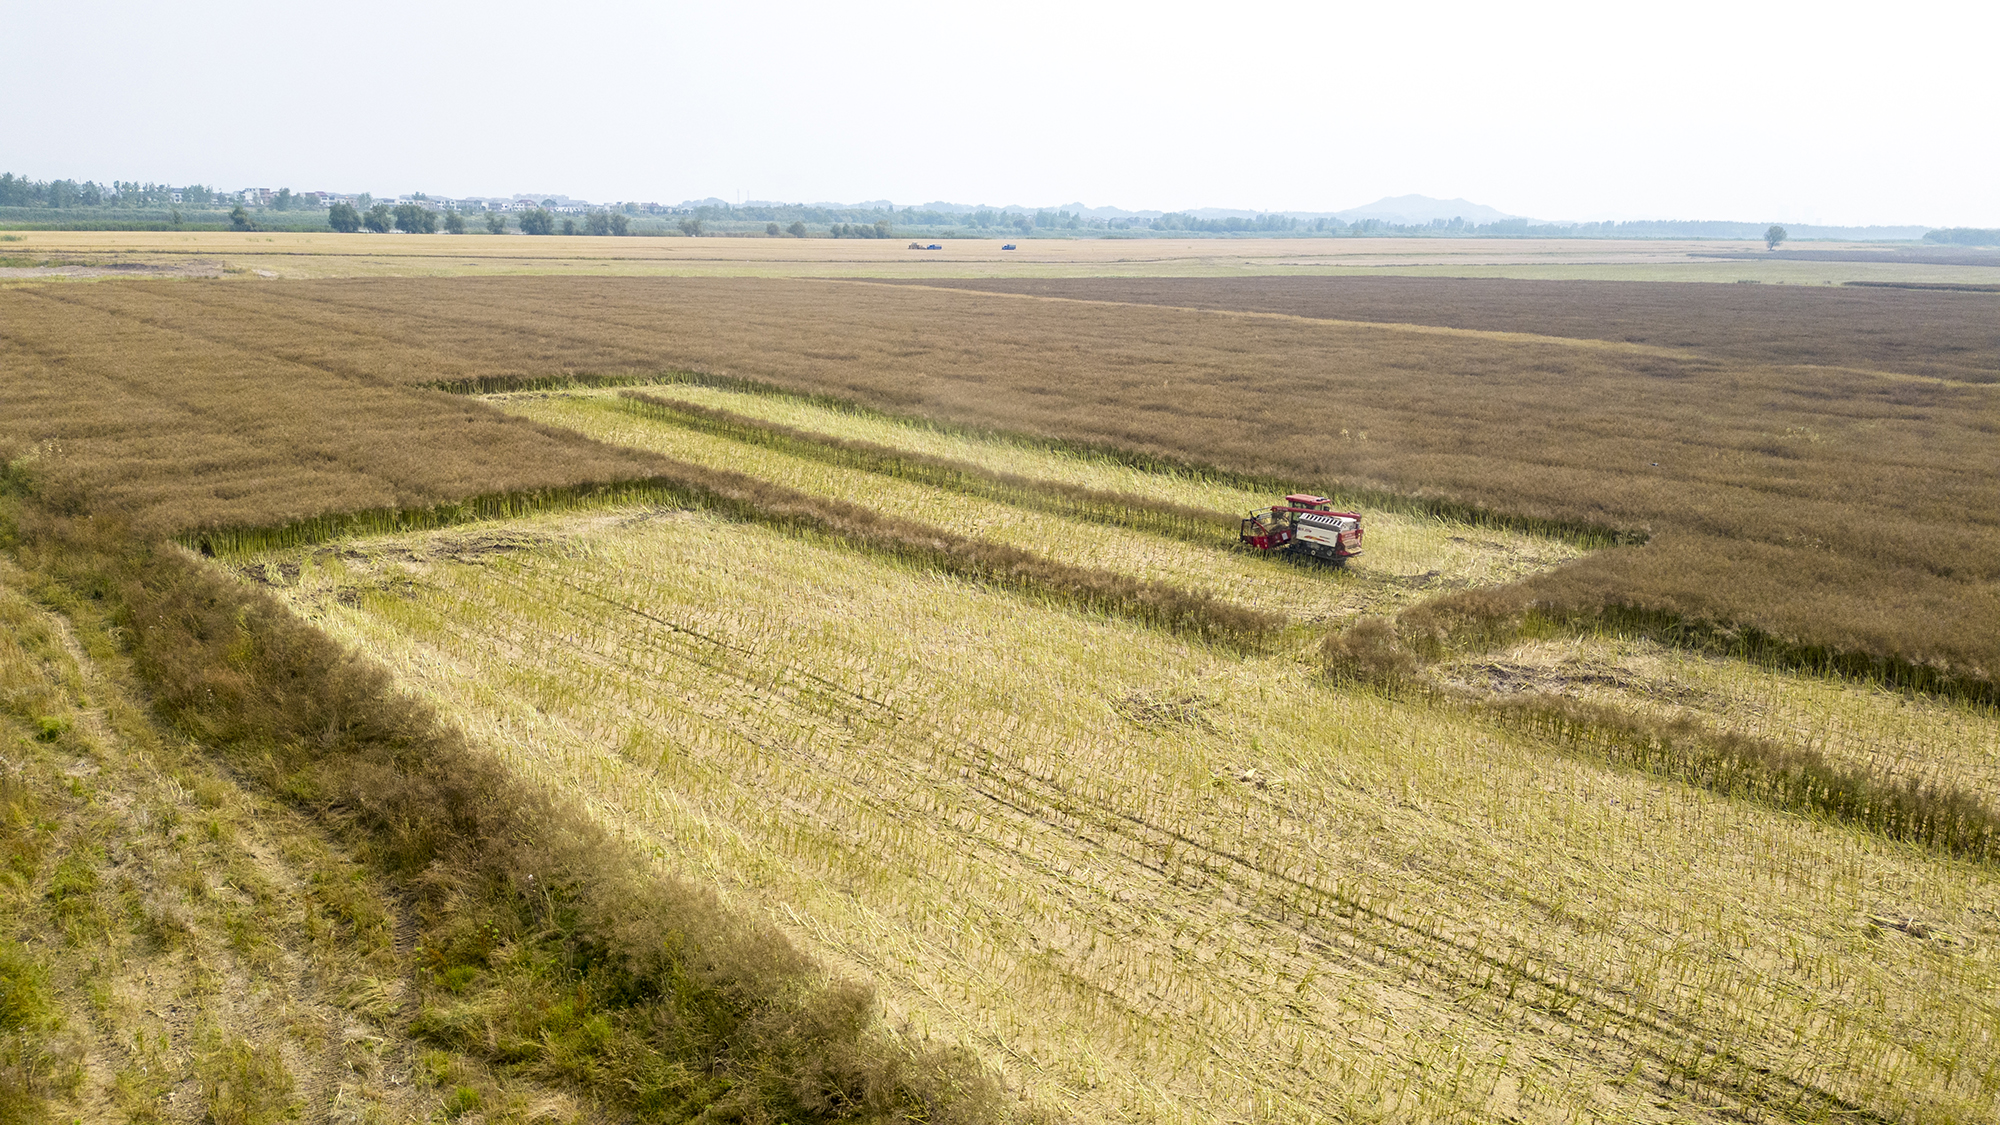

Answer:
[0,175,123,207]
[1924,228,2000,247]
[827,220,896,238]
[106,180,217,206]
[0,175,112,207]
[1150,212,1300,233]
[0,175,330,212]
[328,201,467,234]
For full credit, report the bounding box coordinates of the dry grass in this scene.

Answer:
[240,504,2000,1125]
[0,551,599,1123]
[9,500,1011,1125]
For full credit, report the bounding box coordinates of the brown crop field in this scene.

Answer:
[5,266,2000,1123]
[8,275,1993,692]
[891,275,2000,384]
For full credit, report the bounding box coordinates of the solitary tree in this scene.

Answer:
[518,208,554,235]
[442,211,466,234]
[1765,224,1788,251]
[561,217,577,235]
[363,204,394,233]
[328,201,363,232]
[609,213,629,236]
[586,210,612,236]
[485,212,507,234]
[272,188,295,211]
[678,218,702,237]
[787,220,807,238]
[229,205,256,231]
[766,222,781,236]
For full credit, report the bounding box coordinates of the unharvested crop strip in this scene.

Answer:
[434,369,1641,549]
[613,389,1239,545]
[178,464,1278,648]
[1409,591,2000,709]
[1583,601,2000,707]
[1473,693,2000,862]
[1370,601,2000,854]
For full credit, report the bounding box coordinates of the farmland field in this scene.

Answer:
[222,390,2000,1124]
[9,229,2000,285]
[890,275,2000,383]
[3,252,1998,1123]
[8,276,1994,687]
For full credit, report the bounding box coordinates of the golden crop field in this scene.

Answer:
[224,391,2000,1123]
[3,260,1998,1123]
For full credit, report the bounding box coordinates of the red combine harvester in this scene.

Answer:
[1240,494,1364,563]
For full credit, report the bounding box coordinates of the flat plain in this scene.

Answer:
[3,240,1998,1124]
[10,230,2000,285]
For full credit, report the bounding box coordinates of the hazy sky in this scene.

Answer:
[6,0,1994,225]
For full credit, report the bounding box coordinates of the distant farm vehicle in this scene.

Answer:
[908,243,944,250]
[927,243,943,250]
[1240,494,1363,562]
[1001,243,1017,250]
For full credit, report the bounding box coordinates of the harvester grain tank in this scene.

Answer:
[1239,494,1363,562]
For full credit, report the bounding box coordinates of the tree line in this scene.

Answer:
[1924,228,2000,247]
[326,203,645,236]
[0,174,208,208]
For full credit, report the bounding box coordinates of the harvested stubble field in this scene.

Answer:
[5,271,2000,1123]
[234,500,2000,1125]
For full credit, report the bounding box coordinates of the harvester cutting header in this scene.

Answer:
[1240,495,1364,562]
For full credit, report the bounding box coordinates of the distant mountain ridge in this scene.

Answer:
[1331,195,1528,225]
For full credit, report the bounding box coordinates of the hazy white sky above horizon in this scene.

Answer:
[6,0,1994,226]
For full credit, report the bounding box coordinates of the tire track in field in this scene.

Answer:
[332,546,1889,1124]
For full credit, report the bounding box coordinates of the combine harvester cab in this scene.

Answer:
[1240,494,1363,563]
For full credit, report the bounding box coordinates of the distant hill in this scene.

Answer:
[1333,195,1528,225]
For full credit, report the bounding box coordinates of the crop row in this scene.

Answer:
[614,389,1238,545]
